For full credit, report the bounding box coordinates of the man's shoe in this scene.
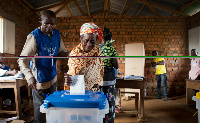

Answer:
[164,97,168,101]
[155,96,162,99]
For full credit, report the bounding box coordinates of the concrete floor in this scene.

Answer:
[1,95,199,123]
[115,95,198,123]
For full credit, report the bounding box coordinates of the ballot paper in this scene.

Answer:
[70,75,85,94]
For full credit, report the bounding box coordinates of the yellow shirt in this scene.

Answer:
[153,58,166,75]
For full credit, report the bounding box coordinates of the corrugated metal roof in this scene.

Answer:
[154,7,172,16]
[138,4,155,16]
[148,0,192,10]
[182,0,200,15]
[26,0,200,17]
[50,5,71,17]
[68,0,87,16]
[27,0,62,8]
[110,0,126,15]
[89,0,104,15]
[126,1,145,16]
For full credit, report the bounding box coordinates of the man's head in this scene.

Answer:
[40,10,56,34]
[191,49,198,56]
[152,50,158,56]
[80,22,102,52]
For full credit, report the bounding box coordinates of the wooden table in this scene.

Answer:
[186,79,200,105]
[0,79,30,119]
[115,78,144,119]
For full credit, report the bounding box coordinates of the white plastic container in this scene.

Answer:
[40,101,109,123]
[192,96,200,123]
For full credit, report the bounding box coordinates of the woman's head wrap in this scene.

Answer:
[80,22,103,40]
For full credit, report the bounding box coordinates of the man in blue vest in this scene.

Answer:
[18,10,68,123]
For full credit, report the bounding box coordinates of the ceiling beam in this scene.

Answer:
[21,0,40,17]
[55,0,73,15]
[108,0,110,15]
[122,0,137,15]
[137,0,189,16]
[120,0,127,15]
[103,0,108,16]
[91,11,105,17]
[179,0,198,11]
[171,0,198,16]
[86,0,90,16]
[144,0,159,16]
[136,4,145,16]
[35,1,66,12]
[104,0,108,12]
[110,11,118,15]
[22,0,35,9]
[73,0,86,16]
[66,6,71,17]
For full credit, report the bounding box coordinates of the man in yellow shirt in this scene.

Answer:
[152,51,168,101]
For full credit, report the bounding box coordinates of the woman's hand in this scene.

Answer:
[93,84,100,90]
[64,73,73,86]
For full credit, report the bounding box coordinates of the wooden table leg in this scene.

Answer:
[186,88,195,105]
[139,85,144,119]
[0,96,3,118]
[14,82,22,119]
[135,93,138,111]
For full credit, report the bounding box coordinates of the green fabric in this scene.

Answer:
[101,45,117,67]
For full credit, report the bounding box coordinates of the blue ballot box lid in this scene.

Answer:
[43,90,107,109]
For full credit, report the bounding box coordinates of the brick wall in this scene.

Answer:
[27,15,191,95]
[1,0,198,96]
[0,0,38,69]
[52,16,190,95]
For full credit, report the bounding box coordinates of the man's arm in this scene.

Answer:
[151,60,157,67]
[58,38,69,56]
[152,59,164,67]
[17,34,37,82]
[5,70,18,75]
[156,60,165,65]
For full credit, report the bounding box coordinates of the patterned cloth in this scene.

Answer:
[80,22,103,40]
[101,45,117,67]
[100,85,115,123]
[65,43,104,90]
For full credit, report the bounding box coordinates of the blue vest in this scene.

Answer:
[31,28,60,83]
[2,65,9,71]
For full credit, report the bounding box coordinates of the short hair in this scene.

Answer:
[41,10,56,20]
[103,27,112,41]
[152,50,158,54]
[191,49,197,52]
